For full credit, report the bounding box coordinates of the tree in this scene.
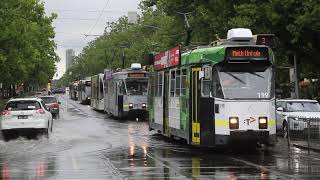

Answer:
[0,0,58,89]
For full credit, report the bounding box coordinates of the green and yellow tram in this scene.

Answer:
[148,28,276,147]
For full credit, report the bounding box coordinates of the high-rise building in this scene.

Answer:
[66,49,75,70]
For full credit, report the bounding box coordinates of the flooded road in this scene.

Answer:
[0,95,320,179]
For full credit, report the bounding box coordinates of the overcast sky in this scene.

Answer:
[42,0,141,79]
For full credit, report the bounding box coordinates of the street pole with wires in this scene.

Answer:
[117,44,129,69]
[175,11,193,47]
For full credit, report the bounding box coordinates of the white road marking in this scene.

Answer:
[69,151,79,172]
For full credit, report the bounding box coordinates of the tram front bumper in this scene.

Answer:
[230,130,276,145]
[126,109,148,119]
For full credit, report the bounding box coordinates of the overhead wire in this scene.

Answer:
[48,9,127,13]
[86,0,112,37]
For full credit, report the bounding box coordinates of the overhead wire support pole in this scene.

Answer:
[294,53,299,99]
[117,43,129,69]
[174,11,193,47]
[121,46,125,69]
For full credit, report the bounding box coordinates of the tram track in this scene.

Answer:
[60,95,319,179]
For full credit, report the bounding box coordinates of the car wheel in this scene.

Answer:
[50,120,53,132]
[282,121,288,138]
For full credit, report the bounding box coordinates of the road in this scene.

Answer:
[0,94,320,179]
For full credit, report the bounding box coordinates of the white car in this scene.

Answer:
[276,99,320,136]
[1,98,53,139]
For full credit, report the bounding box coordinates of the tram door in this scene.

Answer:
[191,68,201,144]
[163,72,170,135]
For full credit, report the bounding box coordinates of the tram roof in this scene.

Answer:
[181,45,271,66]
[112,69,148,75]
[181,46,225,66]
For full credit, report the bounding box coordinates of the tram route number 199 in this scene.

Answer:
[257,92,269,98]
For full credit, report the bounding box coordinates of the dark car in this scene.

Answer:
[54,88,65,94]
[39,96,60,119]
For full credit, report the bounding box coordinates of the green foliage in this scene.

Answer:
[60,0,319,98]
[0,0,58,87]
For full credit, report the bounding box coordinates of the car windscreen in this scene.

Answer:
[5,101,41,111]
[287,102,320,112]
[40,97,57,104]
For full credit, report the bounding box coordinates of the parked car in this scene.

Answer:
[276,99,320,137]
[0,98,53,139]
[39,96,60,119]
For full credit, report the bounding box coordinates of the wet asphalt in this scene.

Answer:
[0,95,320,179]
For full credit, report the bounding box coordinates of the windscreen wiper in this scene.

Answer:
[249,71,264,78]
[224,72,246,84]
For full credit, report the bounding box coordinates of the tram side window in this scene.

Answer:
[152,73,158,97]
[180,69,187,95]
[212,68,224,98]
[119,81,126,95]
[175,70,181,96]
[170,70,176,97]
[173,68,187,97]
[157,72,163,97]
[201,79,212,97]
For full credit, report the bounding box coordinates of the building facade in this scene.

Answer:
[66,49,75,70]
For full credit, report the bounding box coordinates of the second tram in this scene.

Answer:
[104,64,149,119]
[149,28,276,147]
[90,73,105,110]
[78,78,91,105]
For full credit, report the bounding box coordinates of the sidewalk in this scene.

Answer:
[292,141,320,153]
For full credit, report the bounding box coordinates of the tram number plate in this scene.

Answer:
[257,92,269,98]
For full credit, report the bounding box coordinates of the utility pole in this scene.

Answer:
[293,53,299,99]
[121,46,125,69]
[117,44,129,69]
[175,11,193,47]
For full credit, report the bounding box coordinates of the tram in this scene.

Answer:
[78,78,91,105]
[148,28,276,147]
[90,73,105,110]
[69,82,79,101]
[104,63,149,119]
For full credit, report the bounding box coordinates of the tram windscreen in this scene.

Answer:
[126,80,148,95]
[218,66,273,99]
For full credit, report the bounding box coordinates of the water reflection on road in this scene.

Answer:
[0,95,319,179]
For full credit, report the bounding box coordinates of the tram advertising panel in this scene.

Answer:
[154,46,180,70]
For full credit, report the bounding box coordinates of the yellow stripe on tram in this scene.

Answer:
[215,121,229,126]
[268,119,276,126]
[123,104,129,108]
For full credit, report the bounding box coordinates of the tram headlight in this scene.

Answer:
[229,117,239,129]
[142,103,146,109]
[259,117,268,129]
[129,103,133,109]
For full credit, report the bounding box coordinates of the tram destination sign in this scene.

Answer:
[128,73,146,78]
[154,46,180,70]
[226,47,269,61]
